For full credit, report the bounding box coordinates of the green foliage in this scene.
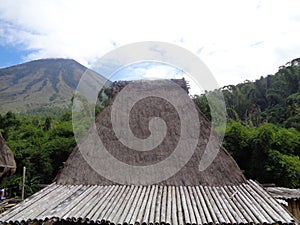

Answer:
[223,120,300,187]
[0,111,76,198]
[72,93,96,140]
[223,120,253,174]
[193,58,300,129]
[98,87,113,110]
[19,106,70,118]
[193,58,300,187]
[267,150,300,188]
[193,94,211,121]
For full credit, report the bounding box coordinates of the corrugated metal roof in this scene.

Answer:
[266,187,300,200]
[0,180,296,225]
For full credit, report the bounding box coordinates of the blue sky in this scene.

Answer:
[1,0,300,87]
[0,44,33,68]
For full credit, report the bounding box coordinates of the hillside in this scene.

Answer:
[194,57,300,129]
[0,59,107,114]
[193,58,300,187]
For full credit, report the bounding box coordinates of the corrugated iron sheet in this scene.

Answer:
[0,180,296,225]
[266,187,300,200]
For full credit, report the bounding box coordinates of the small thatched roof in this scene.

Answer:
[56,79,245,186]
[0,133,16,179]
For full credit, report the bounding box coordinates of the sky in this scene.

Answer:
[0,0,300,88]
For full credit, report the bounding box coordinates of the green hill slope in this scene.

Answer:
[194,57,300,129]
[0,58,107,114]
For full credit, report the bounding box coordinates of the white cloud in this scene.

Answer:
[0,0,300,87]
[110,62,203,95]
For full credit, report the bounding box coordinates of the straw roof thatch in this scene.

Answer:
[0,133,16,179]
[56,79,246,186]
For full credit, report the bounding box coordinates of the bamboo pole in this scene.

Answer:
[21,166,26,200]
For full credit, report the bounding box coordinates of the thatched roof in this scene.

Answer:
[56,79,246,186]
[0,133,16,179]
[110,78,190,97]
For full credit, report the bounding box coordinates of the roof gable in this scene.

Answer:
[56,80,245,186]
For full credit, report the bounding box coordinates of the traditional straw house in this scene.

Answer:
[0,133,16,180]
[0,80,298,225]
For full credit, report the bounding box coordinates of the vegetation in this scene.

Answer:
[194,58,300,129]
[223,120,300,188]
[0,111,76,197]
[194,57,300,188]
[0,58,300,198]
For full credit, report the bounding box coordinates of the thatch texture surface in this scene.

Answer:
[0,133,16,179]
[56,80,245,186]
[110,78,190,97]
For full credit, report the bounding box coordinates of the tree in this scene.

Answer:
[223,120,300,187]
[44,117,52,131]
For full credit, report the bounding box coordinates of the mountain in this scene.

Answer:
[0,58,108,114]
